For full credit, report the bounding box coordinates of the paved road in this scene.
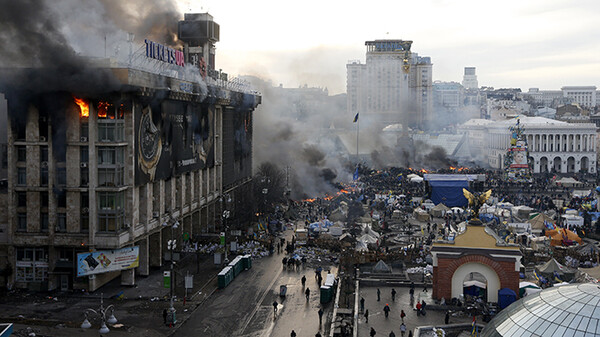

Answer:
[175,228,332,337]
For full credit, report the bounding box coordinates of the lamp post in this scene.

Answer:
[81,293,117,334]
[220,193,231,263]
[163,219,179,325]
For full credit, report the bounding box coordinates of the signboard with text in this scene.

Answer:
[77,247,139,277]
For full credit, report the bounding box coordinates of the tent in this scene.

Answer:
[545,228,582,246]
[498,288,517,309]
[413,208,430,221]
[406,174,420,179]
[372,260,392,273]
[519,282,542,297]
[451,207,465,214]
[426,179,469,207]
[528,213,554,232]
[536,258,577,281]
[430,203,450,218]
[410,176,424,183]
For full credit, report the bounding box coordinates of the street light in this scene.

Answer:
[221,193,232,263]
[163,219,179,325]
[81,293,117,334]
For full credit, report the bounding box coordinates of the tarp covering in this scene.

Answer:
[498,288,517,309]
[545,228,582,246]
[428,180,469,207]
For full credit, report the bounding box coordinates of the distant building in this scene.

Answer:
[524,88,563,108]
[562,86,597,109]
[461,67,478,90]
[463,117,597,173]
[346,40,433,130]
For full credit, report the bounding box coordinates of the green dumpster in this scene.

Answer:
[320,285,332,304]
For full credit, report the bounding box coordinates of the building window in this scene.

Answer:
[17,167,26,186]
[41,212,48,232]
[40,146,48,162]
[57,213,66,232]
[98,191,125,232]
[15,247,48,282]
[81,193,89,232]
[57,191,67,208]
[41,192,48,207]
[98,121,124,142]
[17,192,26,207]
[80,146,89,163]
[80,167,89,187]
[17,213,27,232]
[55,167,66,186]
[98,147,124,165]
[40,165,48,186]
[81,123,89,140]
[98,167,124,187]
[17,146,26,162]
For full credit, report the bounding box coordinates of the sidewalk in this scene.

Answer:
[0,252,222,336]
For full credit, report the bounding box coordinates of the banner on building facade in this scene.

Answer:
[77,246,139,277]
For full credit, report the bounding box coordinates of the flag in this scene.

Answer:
[471,316,476,336]
[353,167,359,180]
[353,113,359,123]
[533,270,540,282]
[544,220,555,230]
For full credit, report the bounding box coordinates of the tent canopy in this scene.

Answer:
[545,228,582,246]
[427,179,469,207]
[528,213,554,230]
[372,260,392,273]
[430,203,450,217]
[536,258,577,276]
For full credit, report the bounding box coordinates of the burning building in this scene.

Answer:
[0,13,260,291]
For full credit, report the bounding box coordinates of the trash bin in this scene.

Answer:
[280,285,287,297]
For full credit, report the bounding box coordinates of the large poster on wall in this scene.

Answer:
[77,246,139,277]
[135,99,214,186]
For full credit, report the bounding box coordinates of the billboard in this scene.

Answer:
[135,99,215,186]
[509,147,528,168]
[77,246,139,277]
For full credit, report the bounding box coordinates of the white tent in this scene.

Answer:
[410,176,424,183]
[463,280,487,288]
[451,207,465,214]
[407,174,420,179]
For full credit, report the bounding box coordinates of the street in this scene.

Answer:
[175,228,333,337]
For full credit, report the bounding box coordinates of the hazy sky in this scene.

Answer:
[177,0,599,95]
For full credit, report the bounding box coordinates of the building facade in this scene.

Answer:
[0,14,260,292]
[462,67,478,90]
[562,86,597,109]
[481,117,597,173]
[346,40,433,130]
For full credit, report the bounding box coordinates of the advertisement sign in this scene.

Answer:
[164,271,171,288]
[76,247,139,277]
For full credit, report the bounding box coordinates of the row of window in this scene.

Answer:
[16,191,124,233]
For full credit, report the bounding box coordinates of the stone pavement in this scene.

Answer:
[357,286,477,337]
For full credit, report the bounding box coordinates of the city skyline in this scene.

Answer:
[179,0,600,95]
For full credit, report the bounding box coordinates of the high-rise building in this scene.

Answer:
[346,40,433,130]
[462,67,478,90]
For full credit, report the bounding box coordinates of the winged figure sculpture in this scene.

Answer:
[462,188,492,220]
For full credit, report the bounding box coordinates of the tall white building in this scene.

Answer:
[346,40,433,130]
[462,67,479,90]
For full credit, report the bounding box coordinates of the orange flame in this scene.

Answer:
[97,101,111,119]
[74,96,89,118]
[303,198,316,203]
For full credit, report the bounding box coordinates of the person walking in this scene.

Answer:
[389,331,396,337]
[391,288,397,302]
[400,310,406,323]
[370,327,377,337]
[383,303,391,318]
[360,297,365,313]
[291,330,297,337]
[273,301,278,315]
[400,323,407,337]
[377,288,381,301]
[364,309,369,323]
[301,275,306,287]
[318,307,324,325]
[305,287,310,301]
[416,301,422,316]
[315,332,322,337]
[445,311,450,324]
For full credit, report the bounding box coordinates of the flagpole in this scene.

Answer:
[356,113,359,160]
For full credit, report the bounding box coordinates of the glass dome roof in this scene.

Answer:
[482,283,600,337]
